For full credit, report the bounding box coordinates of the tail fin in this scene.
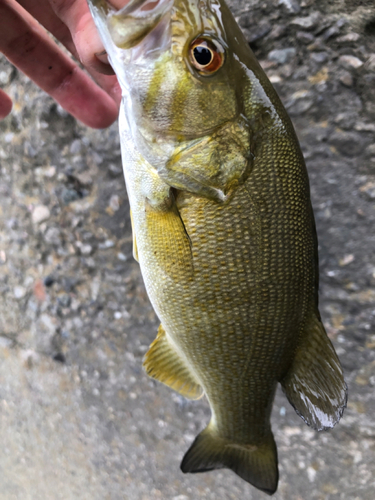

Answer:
[281,313,347,431]
[180,424,278,495]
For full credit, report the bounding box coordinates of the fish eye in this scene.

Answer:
[189,37,224,74]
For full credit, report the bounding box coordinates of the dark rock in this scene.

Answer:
[329,130,368,157]
[268,47,296,64]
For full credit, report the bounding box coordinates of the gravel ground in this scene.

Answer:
[1,1,375,499]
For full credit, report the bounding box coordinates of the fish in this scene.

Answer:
[87,0,348,494]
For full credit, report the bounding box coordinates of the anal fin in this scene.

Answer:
[143,324,203,400]
[281,313,348,431]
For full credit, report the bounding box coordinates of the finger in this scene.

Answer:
[18,0,117,84]
[17,0,78,58]
[49,0,129,76]
[0,0,118,128]
[49,0,115,75]
[0,88,13,120]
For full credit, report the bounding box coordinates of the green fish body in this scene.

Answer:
[88,0,347,494]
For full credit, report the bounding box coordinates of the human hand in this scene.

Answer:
[0,0,128,128]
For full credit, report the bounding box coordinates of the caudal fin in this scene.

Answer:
[181,424,278,495]
[281,313,348,431]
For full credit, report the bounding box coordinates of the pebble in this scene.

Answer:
[336,33,360,43]
[365,54,375,72]
[359,182,375,201]
[98,240,115,249]
[0,336,12,348]
[338,55,364,69]
[278,0,301,14]
[32,205,50,224]
[109,194,120,212]
[355,122,375,132]
[291,12,321,30]
[13,286,27,299]
[247,23,272,44]
[296,31,315,44]
[340,71,354,87]
[310,52,329,63]
[268,47,296,64]
[76,241,93,255]
[108,163,122,177]
[70,139,82,155]
[329,130,366,157]
[44,227,62,246]
[285,90,314,116]
[321,18,346,40]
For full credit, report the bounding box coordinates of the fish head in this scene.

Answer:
[88,0,260,138]
[88,0,276,199]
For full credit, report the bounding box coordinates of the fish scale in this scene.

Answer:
[88,0,347,494]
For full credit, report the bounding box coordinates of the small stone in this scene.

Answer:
[268,48,296,64]
[247,23,272,44]
[99,239,115,249]
[291,12,321,30]
[70,139,82,155]
[14,286,27,299]
[44,276,55,287]
[329,130,366,157]
[359,182,375,201]
[336,33,360,43]
[75,170,93,187]
[321,18,346,40]
[338,55,364,69]
[32,205,50,224]
[44,226,61,246]
[109,194,120,212]
[339,254,355,266]
[114,311,122,320]
[58,294,71,308]
[76,241,93,255]
[310,52,328,63]
[307,466,317,482]
[278,0,301,14]
[296,31,315,44]
[61,187,80,205]
[0,250,6,264]
[117,252,127,261]
[0,336,12,349]
[108,163,122,177]
[355,122,375,132]
[33,280,46,302]
[339,71,354,87]
[366,144,375,155]
[285,90,314,116]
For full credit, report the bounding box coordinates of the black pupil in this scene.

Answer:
[193,46,213,66]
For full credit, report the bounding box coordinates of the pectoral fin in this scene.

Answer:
[281,314,347,431]
[143,324,203,400]
[145,195,193,280]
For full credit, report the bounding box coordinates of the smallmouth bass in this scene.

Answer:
[88,0,347,494]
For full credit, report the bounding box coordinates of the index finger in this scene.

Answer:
[0,0,119,128]
[0,88,13,119]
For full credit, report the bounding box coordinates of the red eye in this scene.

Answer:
[189,38,224,74]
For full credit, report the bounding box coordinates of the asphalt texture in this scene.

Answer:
[1,0,375,499]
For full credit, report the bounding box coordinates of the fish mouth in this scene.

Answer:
[104,0,173,50]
